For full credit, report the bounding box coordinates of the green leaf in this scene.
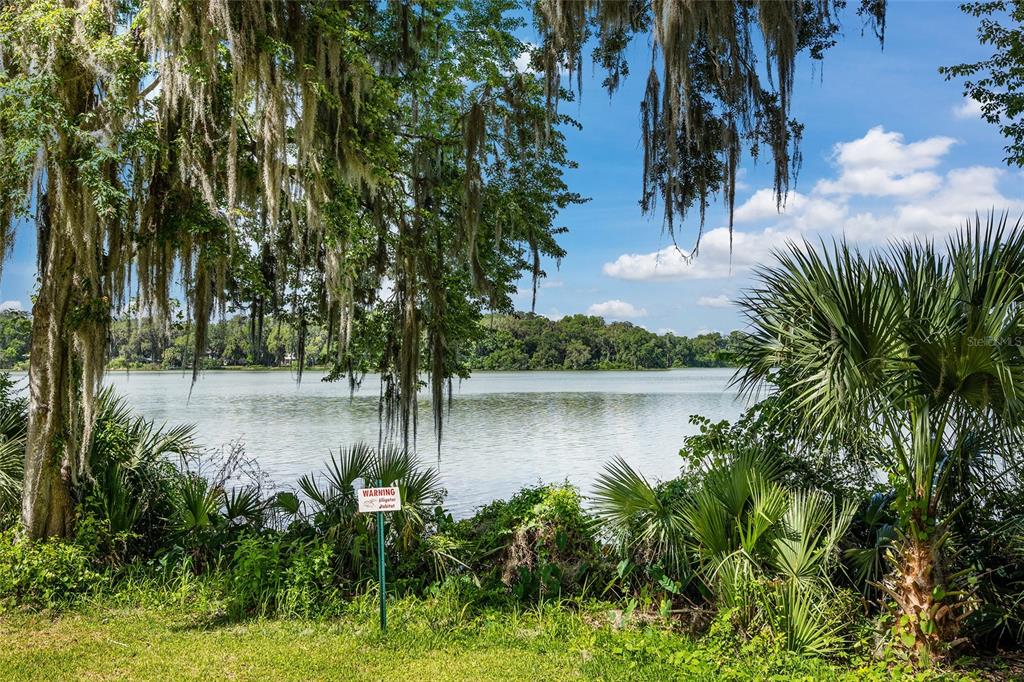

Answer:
[658,574,679,594]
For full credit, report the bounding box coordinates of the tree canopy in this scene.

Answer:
[0,0,890,538]
[533,0,886,248]
[941,1,1024,167]
[0,0,579,536]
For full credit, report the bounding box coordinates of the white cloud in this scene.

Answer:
[0,300,22,312]
[697,294,732,308]
[602,226,797,281]
[586,299,647,319]
[953,97,983,120]
[840,166,1024,242]
[657,327,677,335]
[816,126,955,197]
[514,44,536,73]
[734,167,750,191]
[734,189,846,230]
[542,309,564,321]
[601,125,1024,286]
[734,189,800,223]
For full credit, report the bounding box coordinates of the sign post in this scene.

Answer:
[375,481,386,632]
[357,480,402,633]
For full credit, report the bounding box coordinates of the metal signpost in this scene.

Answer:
[356,480,402,632]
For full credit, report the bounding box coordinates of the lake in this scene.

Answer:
[47,369,749,516]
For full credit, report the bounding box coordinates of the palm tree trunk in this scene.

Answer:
[885,513,957,662]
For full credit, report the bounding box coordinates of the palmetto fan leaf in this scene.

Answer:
[390,460,444,553]
[0,373,26,519]
[89,387,197,472]
[846,492,897,588]
[592,456,689,576]
[171,474,220,534]
[0,407,25,443]
[224,486,264,525]
[298,443,374,507]
[682,485,733,562]
[131,422,197,467]
[772,490,855,585]
[738,472,787,557]
[778,582,845,657]
[369,445,414,487]
[738,217,1024,495]
[296,442,443,558]
[737,239,907,447]
[0,435,22,517]
[95,461,142,535]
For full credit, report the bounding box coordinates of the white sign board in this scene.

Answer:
[357,486,402,513]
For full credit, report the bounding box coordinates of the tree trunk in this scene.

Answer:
[21,203,76,539]
[20,9,97,540]
[886,524,959,664]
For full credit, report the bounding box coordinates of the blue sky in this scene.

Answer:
[509,1,1023,335]
[2,2,1021,337]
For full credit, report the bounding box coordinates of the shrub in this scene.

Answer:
[0,529,101,610]
[449,483,606,600]
[226,534,342,618]
[594,432,859,656]
[295,443,450,590]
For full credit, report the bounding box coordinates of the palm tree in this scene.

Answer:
[88,388,197,540]
[593,448,854,656]
[296,443,447,580]
[736,213,1024,660]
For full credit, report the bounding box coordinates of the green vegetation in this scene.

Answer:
[0,0,580,538]
[470,315,742,370]
[0,401,986,680]
[4,0,1024,677]
[941,0,1024,167]
[738,215,1024,662]
[0,311,28,370]
[0,0,888,542]
[0,372,24,525]
[0,597,943,682]
[7,222,1024,674]
[0,311,741,372]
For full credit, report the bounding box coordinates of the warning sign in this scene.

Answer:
[357,486,402,513]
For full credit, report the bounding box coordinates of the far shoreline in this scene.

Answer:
[3,364,738,374]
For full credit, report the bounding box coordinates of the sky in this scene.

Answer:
[1,2,1021,337]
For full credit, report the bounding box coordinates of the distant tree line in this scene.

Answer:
[104,314,330,371]
[0,311,30,369]
[469,314,742,370]
[0,310,741,371]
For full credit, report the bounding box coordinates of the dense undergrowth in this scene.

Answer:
[2,368,1023,679]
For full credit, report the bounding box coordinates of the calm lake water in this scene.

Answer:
[21,369,749,516]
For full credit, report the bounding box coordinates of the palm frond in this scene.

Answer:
[592,456,689,576]
[778,582,845,656]
[224,486,264,525]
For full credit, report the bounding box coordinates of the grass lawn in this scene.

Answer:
[1,611,606,681]
[0,600,976,681]
[0,607,670,681]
